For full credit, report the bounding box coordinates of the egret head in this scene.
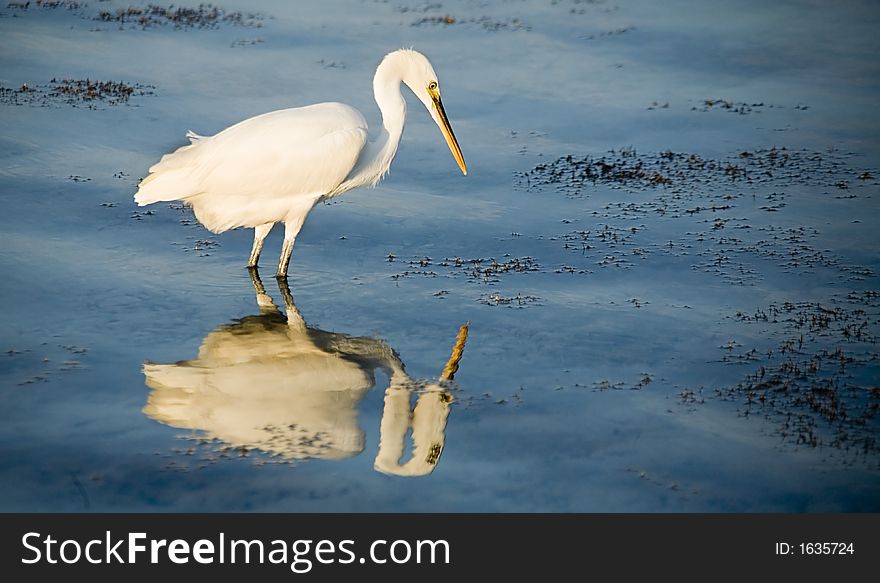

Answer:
[390,49,468,176]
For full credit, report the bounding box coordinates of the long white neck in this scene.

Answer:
[333,56,407,193]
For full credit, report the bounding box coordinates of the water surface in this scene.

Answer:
[1,0,878,511]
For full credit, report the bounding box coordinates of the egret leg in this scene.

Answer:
[248,223,274,268]
[276,217,307,278]
[247,266,277,314]
[277,239,295,278]
[276,276,307,331]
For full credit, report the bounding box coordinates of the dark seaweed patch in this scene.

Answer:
[5,0,82,10]
[95,4,263,29]
[390,255,540,283]
[516,147,875,198]
[556,372,655,392]
[7,343,90,386]
[551,223,648,269]
[0,78,154,107]
[5,1,265,29]
[711,294,880,462]
[582,25,635,40]
[692,99,810,115]
[478,292,542,308]
[516,147,877,285]
[411,15,529,31]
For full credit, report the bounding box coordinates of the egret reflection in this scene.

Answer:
[142,270,467,476]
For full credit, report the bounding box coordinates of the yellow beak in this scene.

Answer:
[432,96,467,176]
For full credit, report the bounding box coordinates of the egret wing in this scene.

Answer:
[192,103,368,199]
[135,103,368,212]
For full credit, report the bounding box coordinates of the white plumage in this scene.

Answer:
[136,104,367,232]
[135,49,466,277]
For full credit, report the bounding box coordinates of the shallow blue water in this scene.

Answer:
[1,0,878,511]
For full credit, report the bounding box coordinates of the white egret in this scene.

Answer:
[134,49,467,277]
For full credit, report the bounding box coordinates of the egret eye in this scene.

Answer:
[428,81,438,91]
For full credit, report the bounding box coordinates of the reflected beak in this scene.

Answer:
[432,96,467,176]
